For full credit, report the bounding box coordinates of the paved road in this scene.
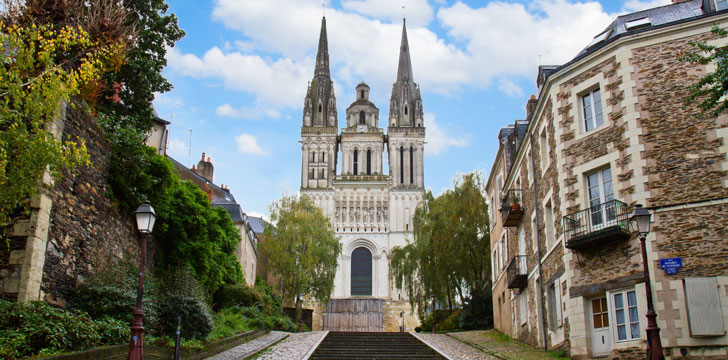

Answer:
[206,331,289,360]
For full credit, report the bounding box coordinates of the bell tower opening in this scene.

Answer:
[359,111,366,125]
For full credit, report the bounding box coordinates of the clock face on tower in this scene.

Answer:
[358,124,366,132]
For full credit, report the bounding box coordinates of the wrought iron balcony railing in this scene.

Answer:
[563,199,630,250]
[500,189,524,227]
[506,255,528,289]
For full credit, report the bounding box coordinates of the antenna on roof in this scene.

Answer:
[187,128,192,167]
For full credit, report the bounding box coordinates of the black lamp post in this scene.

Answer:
[629,204,664,360]
[128,202,156,360]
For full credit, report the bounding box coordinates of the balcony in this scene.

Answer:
[563,199,630,250]
[500,189,524,227]
[506,255,528,289]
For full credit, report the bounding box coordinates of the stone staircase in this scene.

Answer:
[309,332,446,360]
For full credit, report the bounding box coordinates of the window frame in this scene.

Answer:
[609,288,641,342]
[581,87,604,133]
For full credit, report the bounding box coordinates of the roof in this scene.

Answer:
[167,155,236,203]
[212,200,245,223]
[247,216,269,234]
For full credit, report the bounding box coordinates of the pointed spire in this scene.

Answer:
[396,19,413,83]
[315,16,330,78]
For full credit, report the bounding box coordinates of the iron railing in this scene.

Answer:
[563,199,630,249]
[506,255,528,289]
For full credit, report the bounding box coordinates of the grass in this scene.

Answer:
[448,329,571,360]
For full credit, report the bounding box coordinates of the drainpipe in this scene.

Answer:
[529,132,548,351]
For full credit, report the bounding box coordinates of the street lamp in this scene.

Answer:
[128,202,156,360]
[629,204,663,360]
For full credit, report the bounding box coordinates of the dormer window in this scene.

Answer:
[717,0,728,11]
[625,17,651,31]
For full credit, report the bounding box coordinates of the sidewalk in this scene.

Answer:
[447,330,570,360]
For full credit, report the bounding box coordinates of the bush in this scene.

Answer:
[0,300,129,359]
[157,294,213,340]
[213,284,263,311]
[438,309,462,332]
[459,286,493,330]
[209,307,250,341]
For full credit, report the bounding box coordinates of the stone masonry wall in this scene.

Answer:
[42,107,137,306]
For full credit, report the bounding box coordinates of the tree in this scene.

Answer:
[261,195,341,332]
[390,172,491,324]
[0,21,120,226]
[682,25,728,116]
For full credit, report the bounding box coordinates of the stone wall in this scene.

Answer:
[0,105,137,305]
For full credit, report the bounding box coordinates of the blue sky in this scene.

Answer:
[153,0,671,218]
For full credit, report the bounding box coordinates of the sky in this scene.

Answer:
[153,0,672,218]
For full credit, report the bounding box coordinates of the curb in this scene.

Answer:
[445,333,508,360]
[300,331,329,360]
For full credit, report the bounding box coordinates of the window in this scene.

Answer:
[320,169,325,179]
[612,289,640,341]
[409,147,414,184]
[322,152,326,162]
[309,169,314,179]
[684,277,726,336]
[360,90,365,99]
[587,167,614,227]
[544,199,555,248]
[540,129,548,168]
[318,104,322,113]
[547,279,563,330]
[359,111,366,125]
[592,297,609,329]
[716,0,727,11]
[353,150,358,175]
[351,247,372,296]
[519,292,528,325]
[582,88,604,132]
[625,17,650,31]
[366,150,372,175]
[490,196,496,226]
[404,105,408,115]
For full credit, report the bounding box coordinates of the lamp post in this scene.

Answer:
[629,204,664,360]
[128,203,156,360]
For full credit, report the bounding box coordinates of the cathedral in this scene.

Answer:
[300,16,426,332]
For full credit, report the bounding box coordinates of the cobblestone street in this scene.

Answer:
[413,332,496,360]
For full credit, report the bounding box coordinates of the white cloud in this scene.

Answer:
[424,113,468,156]
[216,103,281,120]
[166,46,309,108]
[622,0,671,12]
[167,137,187,160]
[498,77,524,97]
[235,133,268,156]
[341,0,433,27]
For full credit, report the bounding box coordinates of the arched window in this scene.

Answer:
[399,146,404,184]
[366,150,372,175]
[322,152,326,162]
[351,247,372,296]
[318,104,322,113]
[312,152,316,162]
[410,146,414,184]
[360,90,365,99]
[320,169,325,179]
[353,149,358,175]
[404,105,408,115]
[359,111,366,125]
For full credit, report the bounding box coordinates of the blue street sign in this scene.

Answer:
[659,258,683,275]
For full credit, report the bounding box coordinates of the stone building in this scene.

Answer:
[486,0,728,358]
[300,17,425,332]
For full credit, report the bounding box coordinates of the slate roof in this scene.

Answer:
[213,200,245,223]
[247,216,269,234]
[167,155,235,204]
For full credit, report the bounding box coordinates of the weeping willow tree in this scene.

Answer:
[390,172,491,320]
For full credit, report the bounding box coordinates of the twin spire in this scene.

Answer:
[305,16,422,128]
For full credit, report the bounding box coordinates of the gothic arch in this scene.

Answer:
[345,238,378,256]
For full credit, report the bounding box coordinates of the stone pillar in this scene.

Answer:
[302,145,309,188]
[417,143,424,187]
[343,255,351,297]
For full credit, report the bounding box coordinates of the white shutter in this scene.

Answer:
[556,279,563,327]
[684,277,726,337]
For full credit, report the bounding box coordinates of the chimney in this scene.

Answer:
[526,95,538,118]
[196,152,214,183]
[203,182,214,203]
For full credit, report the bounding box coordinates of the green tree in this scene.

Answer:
[261,195,341,332]
[682,25,728,116]
[390,172,491,323]
[0,21,117,226]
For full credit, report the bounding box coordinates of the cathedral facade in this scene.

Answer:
[300,17,425,331]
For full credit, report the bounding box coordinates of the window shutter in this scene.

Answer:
[684,277,726,337]
[556,279,563,327]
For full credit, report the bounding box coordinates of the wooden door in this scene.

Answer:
[591,297,613,357]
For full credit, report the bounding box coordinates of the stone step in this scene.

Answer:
[309,332,446,360]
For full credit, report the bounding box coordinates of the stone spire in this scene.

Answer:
[389,19,423,128]
[303,16,337,128]
[315,16,330,78]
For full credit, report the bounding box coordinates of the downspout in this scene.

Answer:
[529,132,548,351]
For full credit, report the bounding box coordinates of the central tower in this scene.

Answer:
[300,17,425,332]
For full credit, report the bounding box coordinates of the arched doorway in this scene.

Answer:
[351,247,372,296]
